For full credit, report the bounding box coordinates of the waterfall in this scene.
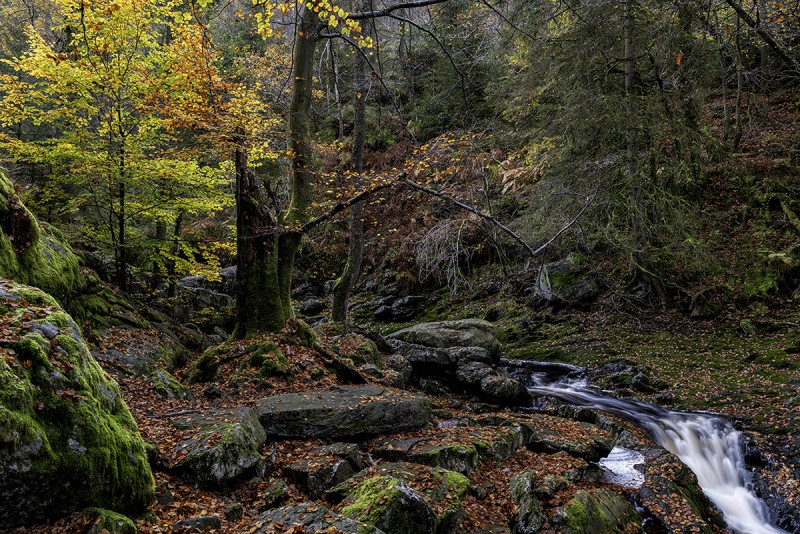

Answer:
[527,380,787,534]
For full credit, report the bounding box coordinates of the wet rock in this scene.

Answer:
[257,503,384,533]
[479,375,530,406]
[525,425,613,462]
[388,319,502,358]
[261,480,289,510]
[255,385,433,439]
[635,448,725,532]
[170,408,267,487]
[455,361,494,386]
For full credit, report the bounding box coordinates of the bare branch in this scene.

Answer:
[299,179,393,234]
[400,178,594,259]
[349,0,450,20]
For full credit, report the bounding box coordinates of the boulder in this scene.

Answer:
[535,254,599,306]
[479,375,530,406]
[257,503,385,533]
[255,385,433,439]
[374,295,426,322]
[83,508,137,534]
[552,489,640,533]
[327,462,469,534]
[0,282,154,527]
[509,471,544,534]
[0,171,82,303]
[170,407,267,487]
[284,443,365,498]
[388,319,502,358]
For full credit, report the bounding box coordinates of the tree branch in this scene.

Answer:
[723,0,800,74]
[349,0,450,20]
[299,180,393,234]
[400,178,593,259]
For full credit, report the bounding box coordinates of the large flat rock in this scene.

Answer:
[387,319,502,358]
[255,385,433,439]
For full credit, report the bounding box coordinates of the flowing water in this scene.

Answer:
[524,372,787,534]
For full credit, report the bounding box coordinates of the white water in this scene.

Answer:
[527,382,787,534]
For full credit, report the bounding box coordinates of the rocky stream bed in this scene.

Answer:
[2,279,799,533]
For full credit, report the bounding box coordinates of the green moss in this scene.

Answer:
[341,476,402,525]
[83,508,136,534]
[0,281,154,526]
[0,173,82,305]
[561,490,642,533]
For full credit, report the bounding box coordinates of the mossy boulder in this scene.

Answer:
[170,407,267,487]
[554,489,642,533]
[0,172,82,304]
[509,471,544,534]
[328,462,470,534]
[83,508,137,534]
[0,281,154,527]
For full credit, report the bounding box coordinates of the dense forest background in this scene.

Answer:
[2,0,799,327]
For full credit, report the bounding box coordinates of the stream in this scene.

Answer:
[519,365,787,534]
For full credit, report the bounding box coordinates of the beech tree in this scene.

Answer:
[0,0,230,291]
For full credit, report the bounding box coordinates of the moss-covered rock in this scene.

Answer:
[170,408,267,487]
[0,172,82,304]
[83,508,137,534]
[554,489,642,533]
[0,280,154,527]
[328,462,469,534]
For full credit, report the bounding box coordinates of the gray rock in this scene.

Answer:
[171,515,222,531]
[383,354,412,383]
[255,385,433,439]
[170,408,267,487]
[261,480,289,510]
[284,443,364,499]
[479,375,530,406]
[257,503,385,533]
[388,319,502,358]
[455,361,494,386]
[509,471,544,534]
[285,457,354,499]
[535,254,599,306]
[299,298,325,316]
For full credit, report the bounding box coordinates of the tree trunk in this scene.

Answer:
[167,211,183,298]
[233,9,320,337]
[276,8,321,320]
[233,133,286,338]
[331,0,371,334]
